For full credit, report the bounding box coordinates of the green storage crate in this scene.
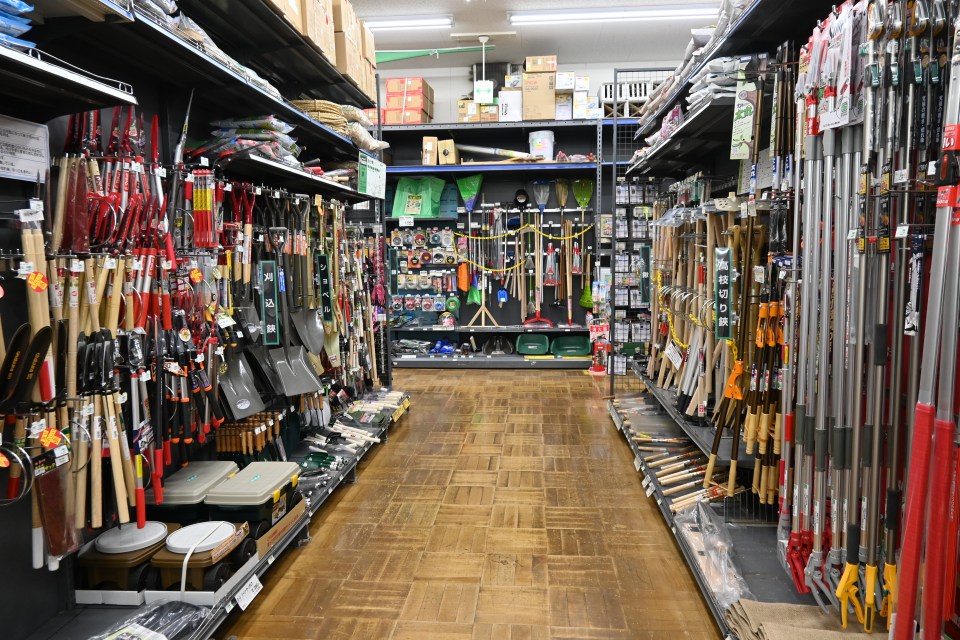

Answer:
[516,334,550,355]
[551,335,591,356]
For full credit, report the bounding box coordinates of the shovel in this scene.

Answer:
[267,225,321,397]
[286,199,326,354]
[219,350,266,420]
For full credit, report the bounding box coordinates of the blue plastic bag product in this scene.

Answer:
[0,30,34,49]
[0,11,31,37]
[0,0,33,15]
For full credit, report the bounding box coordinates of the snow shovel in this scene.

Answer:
[286,201,326,354]
[267,227,321,397]
[218,351,265,420]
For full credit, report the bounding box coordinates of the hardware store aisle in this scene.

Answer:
[220,371,720,639]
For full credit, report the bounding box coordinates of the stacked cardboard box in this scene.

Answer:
[333,0,363,85]
[267,0,305,32]
[301,0,336,64]
[522,71,555,121]
[385,77,434,124]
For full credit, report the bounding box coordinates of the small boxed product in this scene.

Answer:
[522,72,556,121]
[525,55,558,72]
[504,74,522,88]
[438,139,459,165]
[267,0,304,33]
[422,136,439,165]
[385,77,435,102]
[499,90,523,122]
[480,104,499,122]
[555,71,575,91]
[204,461,301,530]
[575,75,591,92]
[364,108,382,124]
[384,108,431,124]
[555,93,573,120]
[458,98,480,123]
[301,0,336,63]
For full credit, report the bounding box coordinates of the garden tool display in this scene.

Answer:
[525,182,553,326]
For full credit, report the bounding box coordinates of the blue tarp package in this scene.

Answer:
[0,10,31,37]
[0,30,34,49]
[0,0,33,15]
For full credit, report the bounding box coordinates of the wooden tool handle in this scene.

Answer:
[112,393,137,507]
[90,395,104,528]
[102,397,130,523]
[90,259,110,333]
[73,413,89,528]
[106,258,125,337]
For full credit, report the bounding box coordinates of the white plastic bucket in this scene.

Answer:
[529,130,555,160]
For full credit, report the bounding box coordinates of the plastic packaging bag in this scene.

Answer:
[674,501,754,609]
[341,104,373,127]
[88,601,208,640]
[0,0,33,15]
[211,116,294,133]
[0,30,34,49]
[346,122,389,152]
[392,176,446,218]
[0,10,30,37]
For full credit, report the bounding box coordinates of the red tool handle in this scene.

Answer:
[921,416,955,640]
[135,487,146,528]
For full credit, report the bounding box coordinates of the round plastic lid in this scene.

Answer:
[95,522,168,554]
[165,522,236,554]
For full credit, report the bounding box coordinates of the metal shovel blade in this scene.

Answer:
[235,303,261,342]
[219,352,266,420]
[290,308,326,354]
[268,345,322,396]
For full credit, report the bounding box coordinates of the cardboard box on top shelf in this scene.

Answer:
[422,136,439,165]
[364,108,382,125]
[266,0,305,33]
[361,22,376,64]
[366,61,377,101]
[385,93,434,116]
[301,0,336,64]
[384,108,431,125]
[457,99,480,123]
[555,71,575,92]
[333,0,361,44]
[498,90,522,122]
[573,92,601,119]
[504,74,522,88]
[438,139,459,165]
[335,32,363,84]
[480,104,499,122]
[575,75,590,92]
[525,55,558,73]
[555,93,572,120]
[522,72,555,121]
[385,77,435,102]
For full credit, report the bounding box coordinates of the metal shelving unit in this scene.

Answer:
[0,46,137,120]
[221,155,370,202]
[177,0,373,108]
[385,162,598,175]
[392,354,591,369]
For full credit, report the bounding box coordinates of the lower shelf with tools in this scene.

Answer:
[25,393,411,640]
[608,390,809,639]
[392,354,592,369]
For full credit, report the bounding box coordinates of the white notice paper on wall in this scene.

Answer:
[0,115,49,183]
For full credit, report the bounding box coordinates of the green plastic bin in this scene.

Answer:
[551,335,591,356]
[516,334,550,355]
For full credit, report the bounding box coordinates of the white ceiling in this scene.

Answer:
[353,0,718,68]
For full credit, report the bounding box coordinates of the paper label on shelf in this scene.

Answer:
[0,115,49,183]
[358,153,386,199]
[235,574,263,610]
[642,477,650,488]
[634,456,642,472]
[895,224,910,239]
[399,216,415,227]
[645,485,655,497]
[664,340,683,369]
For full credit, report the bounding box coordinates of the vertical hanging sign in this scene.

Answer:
[715,247,733,340]
[638,244,651,306]
[260,260,280,346]
[315,254,334,323]
[357,153,386,199]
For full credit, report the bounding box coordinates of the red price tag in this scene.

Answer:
[937,186,957,208]
[39,427,64,449]
[27,271,48,293]
[189,268,203,284]
[944,124,960,150]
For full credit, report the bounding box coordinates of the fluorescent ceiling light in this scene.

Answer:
[509,6,718,25]
[366,16,453,31]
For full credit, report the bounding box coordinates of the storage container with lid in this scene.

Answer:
[145,461,238,524]
[203,461,301,530]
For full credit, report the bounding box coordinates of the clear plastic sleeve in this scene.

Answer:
[88,601,208,640]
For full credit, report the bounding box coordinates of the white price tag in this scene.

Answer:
[642,477,651,488]
[132,258,143,271]
[29,419,46,436]
[894,169,909,184]
[645,485,655,497]
[195,353,205,363]
[255,187,262,195]
[656,496,662,506]
[847,229,858,240]
[161,260,173,270]
[753,265,765,284]
[29,198,43,212]
[928,161,937,176]
[81,403,94,417]
[118,392,128,404]
[457,223,465,229]
[16,208,43,222]
[141,370,152,382]
[184,172,194,183]
[634,457,642,472]
[158,167,167,178]
[70,260,84,273]
[104,258,117,270]
[234,575,263,611]
[895,224,910,239]
[399,216,415,228]
[223,182,232,192]
[17,261,34,277]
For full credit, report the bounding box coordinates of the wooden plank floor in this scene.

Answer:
[219,371,721,640]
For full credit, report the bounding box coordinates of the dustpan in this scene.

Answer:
[266,227,321,397]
